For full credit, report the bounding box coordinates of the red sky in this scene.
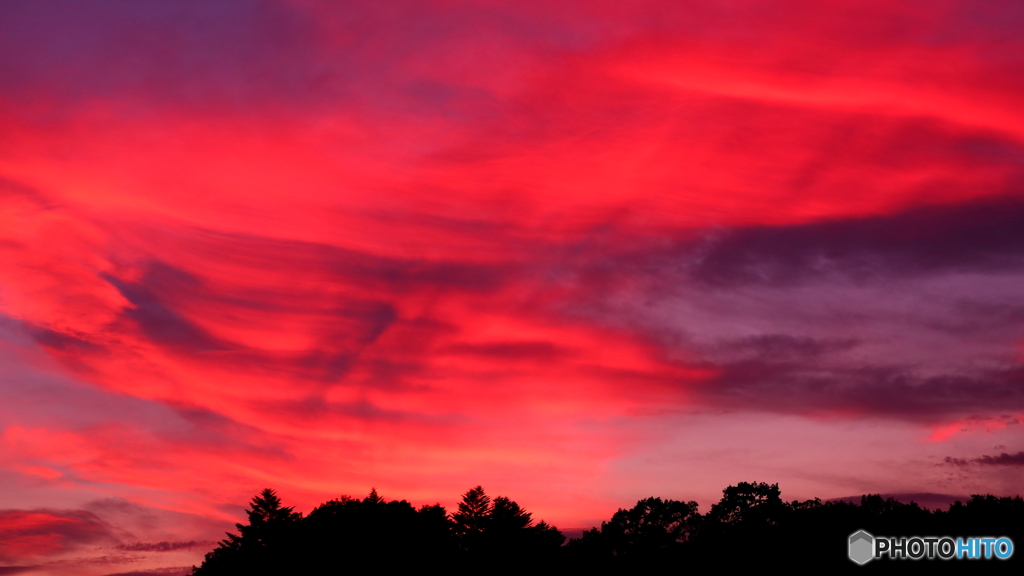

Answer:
[1,1,1024,573]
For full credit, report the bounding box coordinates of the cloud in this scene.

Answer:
[0,491,230,575]
[0,509,115,563]
[114,542,204,553]
[945,451,1024,467]
[685,195,1024,287]
[551,196,1024,421]
[101,569,192,576]
[974,452,1024,466]
[695,362,1024,420]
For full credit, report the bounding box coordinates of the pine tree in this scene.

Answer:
[453,485,491,537]
[489,496,532,532]
[192,489,302,575]
[235,488,302,548]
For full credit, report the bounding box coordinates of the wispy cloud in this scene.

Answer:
[946,451,1024,467]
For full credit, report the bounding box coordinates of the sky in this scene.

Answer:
[1,0,1024,573]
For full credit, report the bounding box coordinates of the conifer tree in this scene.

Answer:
[453,486,491,537]
[192,489,301,575]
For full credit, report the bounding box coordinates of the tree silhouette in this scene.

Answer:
[189,482,1024,573]
[706,481,784,525]
[300,488,459,570]
[451,486,564,563]
[237,488,302,544]
[453,485,491,538]
[192,488,301,575]
[572,496,699,565]
[489,496,532,532]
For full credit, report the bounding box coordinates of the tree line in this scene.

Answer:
[192,482,1023,574]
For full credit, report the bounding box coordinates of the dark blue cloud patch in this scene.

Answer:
[101,569,192,576]
[687,195,1024,287]
[0,0,318,112]
[445,340,571,361]
[0,567,38,575]
[559,196,1024,422]
[945,451,1024,467]
[115,541,204,552]
[29,327,104,354]
[0,0,617,122]
[103,266,227,354]
[974,451,1024,466]
[692,359,1024,420]
[714,334,859,361]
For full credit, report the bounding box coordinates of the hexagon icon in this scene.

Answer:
[849,530,874,565]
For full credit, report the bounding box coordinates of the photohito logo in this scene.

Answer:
[849,530,1014,564]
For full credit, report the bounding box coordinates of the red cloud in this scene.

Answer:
[0,509,114,562]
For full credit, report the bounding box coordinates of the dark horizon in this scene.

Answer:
[188,483,1024,574]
